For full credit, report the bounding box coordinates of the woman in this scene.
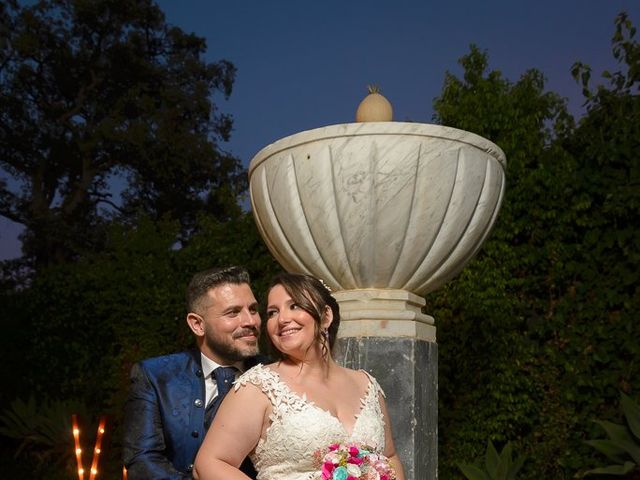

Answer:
[193,273,405,480]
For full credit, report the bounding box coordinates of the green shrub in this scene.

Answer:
[581,393,640,477]
[458,441,525,480]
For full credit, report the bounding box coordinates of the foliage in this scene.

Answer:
[0,214,188,480]
[571,12,639,100]
[0,0,277,476]
[2,213,281,410]
[0,212,280,474]
[0,396,88,476]
[458,441,525,480]
[0,0,243,268]
[431,12,640,480]
[580,393,640,477]
[0,4,638,479]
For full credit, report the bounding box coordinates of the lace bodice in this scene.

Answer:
[234,364,387,480]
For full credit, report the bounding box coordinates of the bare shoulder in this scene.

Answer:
[264,362,284,375]
[337,365,371,390]
[223,378,271,420]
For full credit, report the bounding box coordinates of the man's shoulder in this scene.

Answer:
[138,350,199,374]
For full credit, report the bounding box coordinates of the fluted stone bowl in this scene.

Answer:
[248,122,506,296]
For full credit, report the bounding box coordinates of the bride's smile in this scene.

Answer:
[278,326,302,337]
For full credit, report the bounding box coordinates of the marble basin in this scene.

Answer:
[248,122,506,296]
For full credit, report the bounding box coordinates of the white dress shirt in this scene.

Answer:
[200,353,243,406]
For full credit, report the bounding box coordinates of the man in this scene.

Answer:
[123,266,265,479]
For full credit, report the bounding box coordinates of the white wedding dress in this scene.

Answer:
[234,364,387,480]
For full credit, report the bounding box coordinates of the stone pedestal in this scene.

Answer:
[335,337,438,480]
[335,289,436,341]
[248,121,506,480]
[332,289,437,479]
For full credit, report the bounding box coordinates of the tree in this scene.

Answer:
[431,45,577,478]
[0,0,244,268]
[431,13,640,479]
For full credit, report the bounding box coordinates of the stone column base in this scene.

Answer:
[334,289,436,341]
[335,337,438,480]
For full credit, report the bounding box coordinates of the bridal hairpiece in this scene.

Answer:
[318,278,336,299]
[318,278,333,293]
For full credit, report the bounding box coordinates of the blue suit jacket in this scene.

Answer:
[123,350,263,479]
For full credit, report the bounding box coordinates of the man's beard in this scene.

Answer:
[203,327,259,363]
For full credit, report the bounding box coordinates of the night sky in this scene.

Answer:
[2,0,639,259]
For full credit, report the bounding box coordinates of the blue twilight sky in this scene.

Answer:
[1,0,639,260]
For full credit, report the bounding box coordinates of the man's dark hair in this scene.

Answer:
[186,266,251,313]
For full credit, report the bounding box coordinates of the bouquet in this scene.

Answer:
[313,442,397,480]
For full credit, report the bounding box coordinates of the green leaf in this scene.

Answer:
[496,443,513,480]
[486,441,500,479]
[507,455,525,480]
[583,461,636,476]
[459,463,492,480]
[584,439,628,464]
[595,419,634,443]
[594,420,640,464]
[621,393,640,441]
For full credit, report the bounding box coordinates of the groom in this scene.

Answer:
[123,266,265,479]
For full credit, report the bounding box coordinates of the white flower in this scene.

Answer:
[325,452,341,464]
[346,463,362,477]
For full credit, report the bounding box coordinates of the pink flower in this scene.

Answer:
[321,461,335,479]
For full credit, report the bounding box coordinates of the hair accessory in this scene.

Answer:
[318,278,333,293]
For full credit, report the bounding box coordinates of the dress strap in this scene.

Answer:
[356,370,386,425]
[360,369,386,398]
[235,364,308,419]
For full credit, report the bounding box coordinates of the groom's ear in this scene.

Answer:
[321,305,333,330]
[186,312,205,337]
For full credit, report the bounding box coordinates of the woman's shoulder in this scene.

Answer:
[337,365,374,382]
[235,363,283,393]
[340,366,385,398]
[235,363,303,412]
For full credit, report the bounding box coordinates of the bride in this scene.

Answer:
[193,272,405,480]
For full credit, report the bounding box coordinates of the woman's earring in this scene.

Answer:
[320,328,330,359]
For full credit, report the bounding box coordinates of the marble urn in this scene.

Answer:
[248,121,506,338]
